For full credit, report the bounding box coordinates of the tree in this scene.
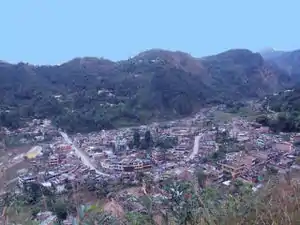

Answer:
[195,168,207,189]
[126,212,150,225]
[23,183,43,204]
[127,140,134,149]
[71,204,119,225]
[52,201,68,224]
[133,130,140,148]
[210,149,226,161]
[267,166,278,176]
[295,157,300,165]
[64,178,73,191]
[155,136,178,149]
[144,130,152,149]
[136,172,145,183]
[163,181,199,225]
[284,170,291,185]
[31,207,40,219]
[2,191,16,225]
[139,196,155,224]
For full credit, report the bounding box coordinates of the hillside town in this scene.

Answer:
[1,105,300,224]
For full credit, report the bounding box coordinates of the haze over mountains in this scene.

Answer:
[0,48,300,133]
[261,48,300,81]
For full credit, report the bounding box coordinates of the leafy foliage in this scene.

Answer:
[5,178,300,225]
[133,130,141,148]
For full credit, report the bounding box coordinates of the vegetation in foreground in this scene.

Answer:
[2,175,300,225]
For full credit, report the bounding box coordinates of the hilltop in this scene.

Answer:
[261,48,300,81]
[0,48,292,132]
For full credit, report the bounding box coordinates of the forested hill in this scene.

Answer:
[0,49,291,133]
[256,87,300,133]
[261,48,300,82]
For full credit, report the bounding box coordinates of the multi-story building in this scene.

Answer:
[219,161,246,179]
[204,167,224,184]
[48,155,60,167]
[18,175,38,188]
[151,150,165,163]
[219,154,256,179]
[175,144,187,152]
[101,158,152,172]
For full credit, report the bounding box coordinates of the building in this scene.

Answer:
[219,153,256,179]
[101,158,152,172]
[171,127,190,137]
[273,142,293,153]
[203,166,224,184]
[30,159,38,166]
[292,134,300,143]
[57,144,72,151]
[249,151,269,164]
[48,155,60,166]
[18,175,38,188]
[219,161,246,179]
[175,145,187,152]
[256,126,270,133]
[151,150,165,163]
[236,132,250,142]
[269,158,294,170]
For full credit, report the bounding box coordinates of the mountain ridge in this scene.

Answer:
[261,48,300,83]
[0,48,293,133]
[0,48,280,66]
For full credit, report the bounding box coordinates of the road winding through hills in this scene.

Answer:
[59,131,110,177]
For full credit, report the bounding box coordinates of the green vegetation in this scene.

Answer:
[130,129,154,150]
[133,130,141,148]
[262,49,300,83]
[4,178,300,224]
[155,136,178,149]
[256,112,300,132]
[257,87,300,132]
[0,49,289,133]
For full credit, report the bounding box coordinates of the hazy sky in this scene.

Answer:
[1,0,299,65]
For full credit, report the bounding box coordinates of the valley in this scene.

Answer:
[0,48,293,134]
[1,48,300,224]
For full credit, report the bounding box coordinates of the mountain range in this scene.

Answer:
[0,48,300,133]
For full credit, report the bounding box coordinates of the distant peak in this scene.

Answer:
[134,49,194,60]
[260,47,277,53]
[61,57,114,67]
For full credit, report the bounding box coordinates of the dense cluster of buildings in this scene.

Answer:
[4,105,299,198]
[9,106,300,195]
[198,117,300,187]
[4,104,300,225]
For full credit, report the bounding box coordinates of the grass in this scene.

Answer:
[4,177,300,225]
[196,179,300,225]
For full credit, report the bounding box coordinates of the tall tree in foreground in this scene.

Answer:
[133,130,141,148]
[144,130,153,149]
[195,168,207,189]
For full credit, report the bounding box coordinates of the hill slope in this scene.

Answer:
[256,86,300,133]
[0,49,290,133]
[262,49,300,82]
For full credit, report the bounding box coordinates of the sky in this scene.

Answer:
[0,0,299,65]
